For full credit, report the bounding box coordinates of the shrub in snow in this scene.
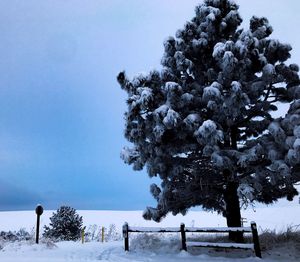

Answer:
[118,0,300,242]
[104,224,122,242]
[0,231,18,242]
[83,224,99,242]
[259,226,300,252]
[0,228,32,242]
[82,224,121,242]
[130,233,180,253]
[43,206,83,241]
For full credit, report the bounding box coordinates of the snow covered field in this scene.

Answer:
[1,201,299,233]
[0,206,299,261]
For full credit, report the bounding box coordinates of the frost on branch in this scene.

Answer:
[203,82,222,102]
[183,113,201,131]
[139,88,153,108]
[194,120,223,146]
[238,184,254,205]
[163,109,181,129]
[121,147,144,170]
[153,124,165,142]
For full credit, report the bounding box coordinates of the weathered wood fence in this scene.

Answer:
[122,221,261,258]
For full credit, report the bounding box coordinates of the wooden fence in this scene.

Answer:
[122,222,261,258]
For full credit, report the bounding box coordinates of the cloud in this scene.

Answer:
[0,179,43,211]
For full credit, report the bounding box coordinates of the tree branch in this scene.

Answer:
[264,84,272,101]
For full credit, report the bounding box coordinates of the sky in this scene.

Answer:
[0,0,300,211]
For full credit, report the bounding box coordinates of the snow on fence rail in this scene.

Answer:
[185,226,252,232]
[122,222,262,258]
[125,226,180,232]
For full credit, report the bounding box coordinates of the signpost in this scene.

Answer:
[35,204,44,244]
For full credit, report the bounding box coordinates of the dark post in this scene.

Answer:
[35,204,44,244]
[251,222,262,258]
[123,222,129,251]
[180,223,187,251]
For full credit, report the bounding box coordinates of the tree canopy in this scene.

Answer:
[118,0,300,224]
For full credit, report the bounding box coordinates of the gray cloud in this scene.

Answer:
[0,179,43,211]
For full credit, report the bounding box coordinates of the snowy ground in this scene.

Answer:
[0,204,299,261]
[0,238,299,262]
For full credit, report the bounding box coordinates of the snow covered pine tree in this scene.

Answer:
[43,206,83,241]
[117,0,300,242]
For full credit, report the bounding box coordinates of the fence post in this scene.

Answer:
[123,222,129,251]
[251,222,262,258]
[101,226,105,243]
[180,223,187,251]
[81,227,85,244]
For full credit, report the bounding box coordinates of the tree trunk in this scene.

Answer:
[223,126,243,242]
[223,178,243,243]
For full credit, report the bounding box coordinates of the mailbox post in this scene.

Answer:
[35,204,44,244]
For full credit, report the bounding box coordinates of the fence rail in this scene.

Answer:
[127,226,180,233]
[122,221,261,258]
[185,226,252,233]
[186,241,254,249]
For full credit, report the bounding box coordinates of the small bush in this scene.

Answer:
[0,231,18,242]
[0,228,32,242]
[105,224,121,242]
[83,224,121,242]
[43,206,83,241]
[130,233,180,253]
[259,225,300,251]
[84,224,99,242]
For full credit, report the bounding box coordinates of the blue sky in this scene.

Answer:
[0,0,299,211]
